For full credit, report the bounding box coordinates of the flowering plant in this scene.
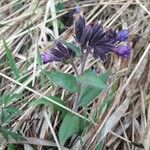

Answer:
[40,11,131,146]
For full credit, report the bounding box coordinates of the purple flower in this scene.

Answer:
[114,45,131,58]
[41,41,74,64]
[74,16,124,61]
[117,29,129,42]
[88,24,116,61]
[74,14,131,61]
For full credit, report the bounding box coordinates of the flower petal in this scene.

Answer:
[117,29,129,42]
[91,22,102,38]
[41,52,60,64]
[95,43,115,53]
[114,45,131,58]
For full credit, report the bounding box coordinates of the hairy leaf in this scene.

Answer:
[59,113,80,145]
[77,70,107,89]
[47,71,78,92]
[3,39,20,79]
[79,72,109,107]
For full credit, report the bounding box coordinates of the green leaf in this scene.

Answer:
[79,72,109,107]
[99,92,115,113]
[60,40,82,57]
[0,93,22,106]
[1,128,9,141]
[56,1,65,12]
[0,107,22,124]
[77,70,107,89]
[1,128,24,141]
[96,141,104,150]
[57,20,65,30]
[8,144,16,150]
[59,113,80,145]
[12,0,25,11]
[3,39,20,79]
[9,131,24,141]
[31,96,66,112]
[47,71,78,92]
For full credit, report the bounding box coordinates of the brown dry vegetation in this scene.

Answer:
[0,0,150,150]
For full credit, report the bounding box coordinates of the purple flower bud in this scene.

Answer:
[114,45,131,58]
[80,25,92,47]
[92,43,114,61]
[75,15,86,43]
[41,41,74,64]
[117,29,129,42]
[93,49,107,62]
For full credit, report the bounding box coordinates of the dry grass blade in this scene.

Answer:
[99,99,130,142]
[142,122,150,150]
[87,98,130,149]
[43,110,62,150]
[9,137,68,149]
[49,0,59,38]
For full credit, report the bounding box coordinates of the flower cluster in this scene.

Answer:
[74,14,131,61]
[41,13,131,64]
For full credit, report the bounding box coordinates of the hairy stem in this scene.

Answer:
[73,50,89,110]
[80,50,89,75]
[70,61,78,76]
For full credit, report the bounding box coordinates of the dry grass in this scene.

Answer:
[0,0,150,150]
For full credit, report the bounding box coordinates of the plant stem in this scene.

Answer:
[73,50,89,110]
[70,61,78,76]
[80,50,89,75]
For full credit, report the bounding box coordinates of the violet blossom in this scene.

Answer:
[74,14,131,61]
[114,45,131,58]
[41,13,131,64]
